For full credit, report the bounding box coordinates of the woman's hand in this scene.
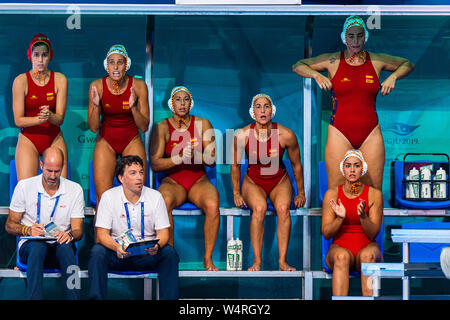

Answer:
[91,86,100,107]
[37,105,50,123]
[357,199,367,217]
[294,192,306,209]
[380,74,396,96]
[313,73,333,91]
[330,198,346,219]
[233,193,247,209]
[129,87,137,108]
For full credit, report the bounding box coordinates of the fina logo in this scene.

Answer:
[384,123,420,136]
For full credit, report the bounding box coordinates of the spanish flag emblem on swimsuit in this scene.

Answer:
[268,148,279,157]
[46,92,54,101]
[365,75,374,84]
[122,101,130,109]
[190,138,199,147]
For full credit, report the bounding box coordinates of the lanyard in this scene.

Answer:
[123,202,145,240]
[37,193,61,224]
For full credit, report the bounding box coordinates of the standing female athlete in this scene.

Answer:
[293,16,414,190]
[13,33,69,180]
[88,44,149,206]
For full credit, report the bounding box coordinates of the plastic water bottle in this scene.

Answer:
[433,167,447,199]
[405,174,410,198]
[420,166,432,199]
[226,239,237,271]
[408,167,420,199]
[235,238,243,271]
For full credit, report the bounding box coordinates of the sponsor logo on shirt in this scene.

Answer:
[341,77,351,82]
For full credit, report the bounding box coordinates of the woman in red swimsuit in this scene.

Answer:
[231,94,306,271]
[12,33,69,181]
[293,16,414,190]
[88,44,149,207]
[322,149,383,296]
[150,86,220,271]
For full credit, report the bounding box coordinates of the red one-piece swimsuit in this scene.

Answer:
[99,76,139,154]
[165,115,206,192]
[333,184,372,257]
[330,51,380,149]
[21,71,60,155]
[245,122,287,195]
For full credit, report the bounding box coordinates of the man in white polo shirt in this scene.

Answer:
[88,155,179,300]
[6,146,85,300]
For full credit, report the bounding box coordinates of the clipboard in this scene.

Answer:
[126,239,160,256]
[21,236,57,240]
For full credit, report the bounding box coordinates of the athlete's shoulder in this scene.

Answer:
[90,78,103,88]
[53,71,67,81]
[368,185,382,198]
[131,77,147,89]
[13,72,28,85]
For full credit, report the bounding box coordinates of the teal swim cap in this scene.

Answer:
[341,16,369,45]
[103,44,131,72]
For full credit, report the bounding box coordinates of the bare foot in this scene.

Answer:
[203,259,219,271]
[279,262,296,271]
[248,263,261,271]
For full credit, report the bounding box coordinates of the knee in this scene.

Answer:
[202,199,219,218]
[161,194,177,211]
[275,203,290,221]
[89,244,108,262]
[28,241,48,256]
[24,242,47,264]
[359,249,377,263]
[252,204,267,222]
[56,243,76,259]
[161,246,180,264]
[333,251,352,270]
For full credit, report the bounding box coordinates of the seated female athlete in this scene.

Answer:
[231,94,306,271]
[150,86,219,271]
[322,149,383,296]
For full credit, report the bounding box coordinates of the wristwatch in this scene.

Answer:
[68,232,74,242]
[156,243,161,252]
